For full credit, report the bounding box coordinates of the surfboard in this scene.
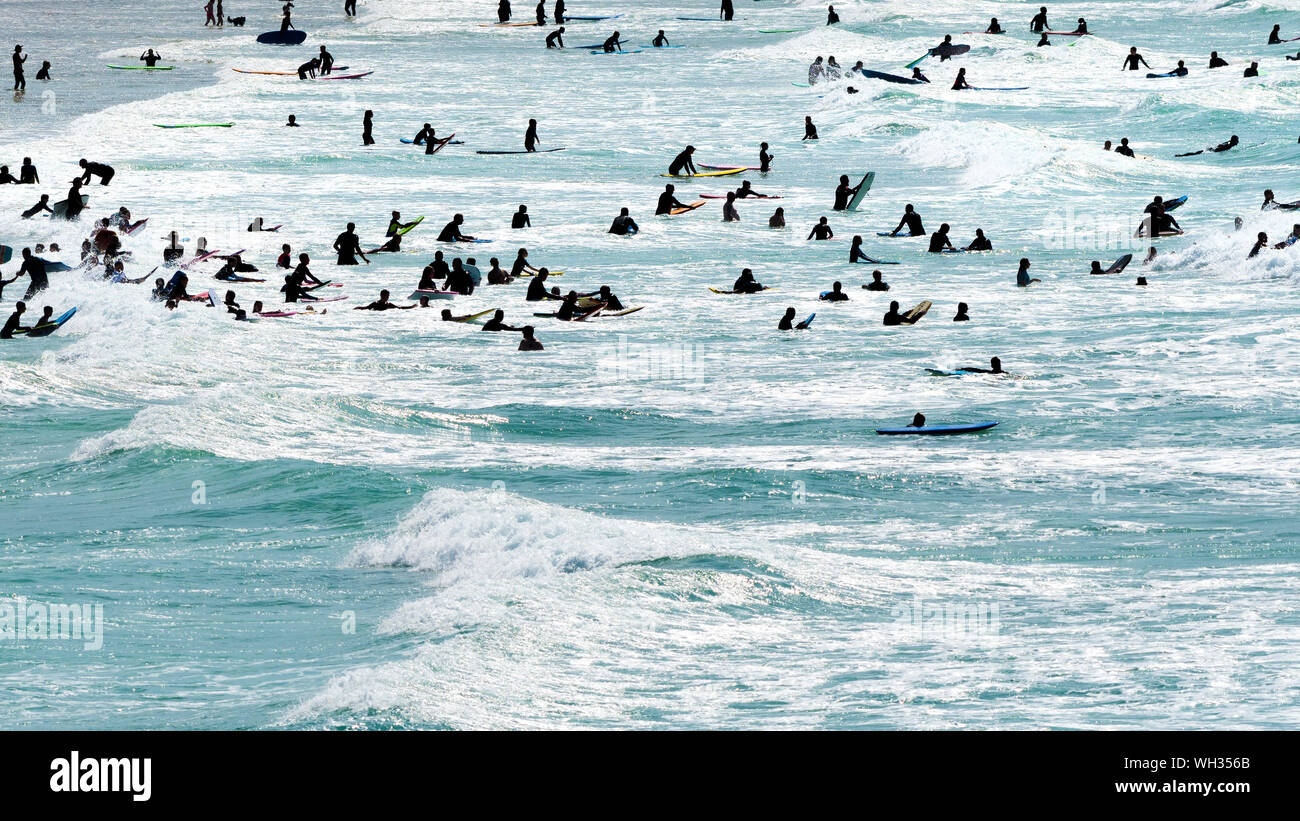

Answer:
[759,29,807,34]
[1163,195,1188,211]
[875,421,998,435]
[675,17,717,21]
[700,194,781,199]
[565,15,622,21]
[968,86,1029,91]
[153,123,234,128]
[399,138,464,145]
[394,216,425,236]
[660,168,745,178]
[453,309,499,324]
[124,218,149,236]
[709,286,774,294]
[669,201,707,215]
[1093,253,1133,275]
[845,172,876,212]
[641,44,685,48]
[474,148,565,154]
[795,313,815,329]
[859,68,925,85]
[256,30,308,45]
[38,259,72,272]
[408,290,457,300]
[1042,31,1088,36]
[478,21,542,27]
[107,65,174,70]
[424,133,456,155]
[304,295,347,303]
[699,164,760,171]
[1146,71,1184,78]
[599,306,644,317]
[929,43,971,58]
[20,308,76,338]
[317,71,373,80]
[876,232,921,238]
[0,245,12,264]
[232,68,296,75]
[590,49,643,54]
[901,300,932,324]
[50,194,89,220]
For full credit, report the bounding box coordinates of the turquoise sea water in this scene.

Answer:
[3,0,1300,729]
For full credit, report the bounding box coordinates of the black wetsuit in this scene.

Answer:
[1030,11,1048,33]
[721,0,734,21]
[80,161,114,186]
[608,215,638,235]
[668,149,697,176]
[525,122,539,151]
[437,221,466,242]
[512,210,531,228]
[893,211,924,236]
[334,230,363,264]
[833,182,855,211]
[526,277,549,301]
[656,191,686,215]
[546,29,564,48]
[12,51,26,91]
[19,162,37,184]
[20,255,48,299]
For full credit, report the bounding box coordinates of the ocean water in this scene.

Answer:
[3,0,1300,730]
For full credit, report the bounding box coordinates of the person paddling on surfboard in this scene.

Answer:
[965,229,992,251]
[668,146,698,176]
[546,27,565,48]
[355,289,415,311]
[888,204,925,236]
[959,357,1004,374]
[1121,47,1150,71]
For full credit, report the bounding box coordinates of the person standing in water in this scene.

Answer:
[803,116,818,141]
[1029,6,1048,33]
[498,0,511,24]
[827,6,839,25]
[345,0,357,17]
[1122,47,1151,71]
[1016,257,1041,286]
[362,110,374,146]
[334,223,370,264]
[13,45,27,91]
[720,0,734,21]
[512,205,531,228]
[525,118,539,151]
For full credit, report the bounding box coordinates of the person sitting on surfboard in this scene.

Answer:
[1016,258,1041,287]
[953,302,969,321]
[1122,47,1150,71]
[888,204,925,236]
[668,146,698,176]
[292,253,324,287]
[732,269,765,293]
[608,207,639,235]
[985,18,1002,34]
[140,49,162,67]
[928,224,956,252]
[545,27,565,48]
[601,31,624,53]
[965,229,992,251]
[951,68,971,90]
[1073,18,1088,34]
[833,175,862,211]
[1269,24,1283,45]
[807,216,833,240]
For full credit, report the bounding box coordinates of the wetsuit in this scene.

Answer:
[546,29,564,48]
[512,210,531,228]
[653,32,669,47]
[668,149,697,176]
[808,222,834,240]
[721,0,734,21]
[1209,54,1228,68]
[554,0,565,24]
[19,161,37,184]
[656,190,686,215]
[334,230,363,264]
[1,309,25,339]
[526,277,549,301]
[928,231,954,252]
[536,2,546,25]
[1030,11,1048,33]
[21,199,51,219]
[608,214,638,235]
[437,220,466,242]
[892,211,924,236]
[80,161,114,186]
[525,121,539,151]
[13,50,26,91]
[19,255,48,299]
[833,181,857,211]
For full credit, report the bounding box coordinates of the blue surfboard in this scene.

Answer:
[875,421,998,435]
